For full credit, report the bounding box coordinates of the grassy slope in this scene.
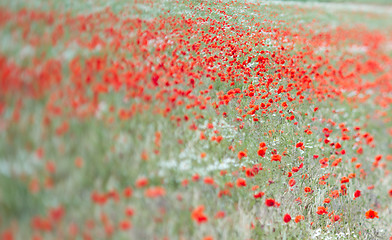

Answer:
[0,0,391,239]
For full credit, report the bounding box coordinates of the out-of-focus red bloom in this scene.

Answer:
[144,186,165,198]
[74,157,84,168]
[215,211,225,219]
[330,190,340,199]
[271,154,281,162]
[375,155,382,161]
[341,177,349,183]
[119,220,131,230]
[348,173,356,178]
[254,192,264,199]
[332,215,340,222]
[340,184,347,195]
[50,206,65,222]
[245,168,256,178]
[236,178,246,187]
[257,148,267,157]
[295,142,304,150]
[192,173,200,181]
[135,177,148,188]
[283,214,291,223]
[365,209,378,219]
[295,215,304,223]
[125,207,134,217]
[265,198,275,207]
[288,178,296,187]
[123,187,133,198]
[192,205,208,224]
[238,151,247,160]
[354,190,361,199]
[316,206,328,215]
[204,176,214,185]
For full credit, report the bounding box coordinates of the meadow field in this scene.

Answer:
[0,0,392,239]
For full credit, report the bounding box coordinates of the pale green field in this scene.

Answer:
[0,0,391,239]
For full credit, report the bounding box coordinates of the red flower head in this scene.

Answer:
[288,178,296,187]
[236,178,247,187]
[316,206,328,215]
[295,215,304,223]
[354,190,361,199]
[283,214,291,223]
[254,192,265,199]
[238,151,247,160]
[295,142,304,150]
[332,215,340,222]
[265,198,275,207]
[192,205,208,224]
[257,148,267,157]
[365,209,379,219]
[341,177,349,184]
[271,154,281,162]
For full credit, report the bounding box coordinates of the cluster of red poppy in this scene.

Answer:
[0,0,391,239]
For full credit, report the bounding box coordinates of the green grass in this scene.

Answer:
[0,0,391,239]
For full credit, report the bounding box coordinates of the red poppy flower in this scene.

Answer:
[254,191,265,199]
[119,220,132,230]
[204,177,214,185]
[316,206,328,215]
[295,215,304,223]
[354,190,361,199]
[295,142,304,149]
[283,214,291,223]
[192,205,208,224]
[341,177,349,183]
[144,186,165,198]
[215,211,225,219]
[238,151,247,160]
[288,178,296,187]
[135,177,148,188]
[365,209,379,219]
[123,187,133,198]
[265,198,275,207]
[332,215,340,222]
[271,154,281,162]
[257,148,267,157]
[245,168,255,178]
[125,207,134,217]
[236,178,247,187]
